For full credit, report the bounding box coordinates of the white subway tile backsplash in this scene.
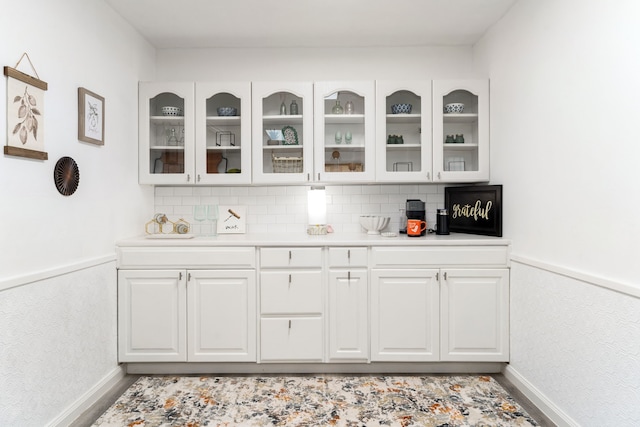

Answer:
[154,184,447,236]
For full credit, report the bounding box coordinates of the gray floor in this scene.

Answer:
[70,373,556,426]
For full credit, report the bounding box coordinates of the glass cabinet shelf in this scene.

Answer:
[262,115,303,124]
[385,113,422,124]
[324,114,365,124]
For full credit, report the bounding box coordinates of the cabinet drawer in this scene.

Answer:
[328,247,368,268]
[260,317,323,362]
[260,271,323,314]
[118,247,256,269]
[260,248,322,268]
[371,246,509,268]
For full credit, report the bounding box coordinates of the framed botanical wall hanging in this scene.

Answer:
[78,87,104,145]
[4,54,48,160]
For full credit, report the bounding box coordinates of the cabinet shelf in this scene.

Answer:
[385,113,421,124]
[206,116,241,126]
[443,143,479,151]
[324,144,365,151]
[150,116,185,126]
[443,113,478,123]
[207,145,241,151]
[385,143,422,150]
[261,145,303,151]
[262,115,304,125]
[324,114,365,124]
[150,145,185,151]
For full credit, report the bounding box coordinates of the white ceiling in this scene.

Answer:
[104,0,517,49]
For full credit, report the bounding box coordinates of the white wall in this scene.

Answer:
[156,46,475,81]
[474,1,640,425]
[0,0,155,425]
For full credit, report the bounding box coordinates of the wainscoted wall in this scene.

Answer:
[154,184,447,236]
[506,262,640,426]
[0,262,119,427]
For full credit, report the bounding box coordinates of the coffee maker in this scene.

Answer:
[405,199,426,236]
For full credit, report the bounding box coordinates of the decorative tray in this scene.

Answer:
[145,234,195,239]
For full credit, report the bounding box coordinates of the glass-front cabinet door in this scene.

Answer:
[139,82,195,185]
[251,82,313,184]
[375,81,432,182]
[314,81,375,182]
[195,82,251,184]
[432,80,489,182]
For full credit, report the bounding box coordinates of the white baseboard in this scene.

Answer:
[502,365,580,427]
[46,365,125,427]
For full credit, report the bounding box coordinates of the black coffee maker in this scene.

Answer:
[406,199,426,236]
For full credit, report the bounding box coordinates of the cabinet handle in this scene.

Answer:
[427,172,430,180]
[317,173,320,181]
[188,273,191,281]
[187,174,191,182]
[348,271,351,282]
[444,272,448,280]
[197,174,201,182]
[307,173,310,181]
[179,272,183,280]
[288,319,292,329]
[436,272,439,281]
[348,249,351,261]
[289,250,292,261]
[289,274,292,286]
[437,172,441,180]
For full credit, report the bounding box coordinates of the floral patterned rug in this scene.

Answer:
[92,375,538,426]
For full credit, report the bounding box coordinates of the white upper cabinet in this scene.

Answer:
[314,81,376,183]
[251,82,314,184]
[375,81,432,182]
[194,82,252,184]
[139,81,252,185]
[432,79,490,182]
[139,82,195,185]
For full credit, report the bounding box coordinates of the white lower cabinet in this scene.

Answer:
[259,248,324,362]
[187,270,256,362]
[117,246,257,363]
[371,247,510,363]
[118,269,187,362]
[371,269,440,361]
[440,268,509,362]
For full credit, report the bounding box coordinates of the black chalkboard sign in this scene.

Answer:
[445,185,502,237]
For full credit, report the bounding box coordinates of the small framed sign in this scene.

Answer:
[445,185,502,237]
[78,87,104,145]
[217,205,246,234]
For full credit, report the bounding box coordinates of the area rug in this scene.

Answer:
[92,375,538,426]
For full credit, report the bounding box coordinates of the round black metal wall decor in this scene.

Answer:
[53,156,80,196]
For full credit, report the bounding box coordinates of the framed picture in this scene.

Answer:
[78,87,104,145]
[445,185,502,237]
[217,205,247,234]
[4,66,48,159]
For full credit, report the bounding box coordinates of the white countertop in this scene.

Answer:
[117,232,509,247]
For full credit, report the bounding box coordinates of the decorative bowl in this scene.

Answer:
[391,103,412,114]
[161,106,183,116]
[445,103,464,114]
[217,107,237,116]
[359,215,390,235]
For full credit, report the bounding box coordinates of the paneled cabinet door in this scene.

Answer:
[314,81,376,183]
[432,79,489,182]
[375,81,432,182]
[440,268,509,362]
[195,82,252,184]
[139,82,195,185]
[118,269,187,362]
[370,269,439,361]
[187,270,257,362]
[328,269,368,361]
[251,82,314,184]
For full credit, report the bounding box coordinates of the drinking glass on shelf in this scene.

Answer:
[193,205,207,235]
[206,205,219,236]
